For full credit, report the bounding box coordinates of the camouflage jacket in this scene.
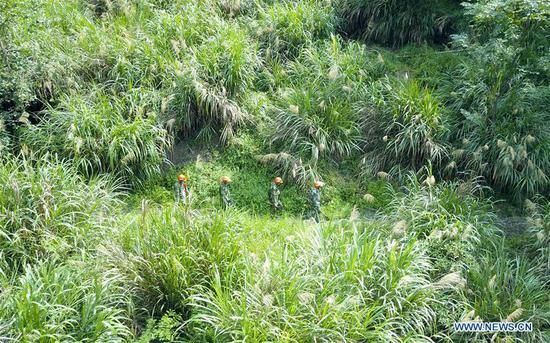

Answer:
[268,183,281,206]
[309,187,321,210]
[220,183,233,208]
[174,182,189,202]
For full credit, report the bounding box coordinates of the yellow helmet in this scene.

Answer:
[274,176,283,185]
[178,174,188,181]
[221,176,232,184]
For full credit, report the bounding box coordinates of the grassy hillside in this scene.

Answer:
[0,0,549,342]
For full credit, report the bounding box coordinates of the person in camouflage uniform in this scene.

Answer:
[220,176,234,210]
[308,181,324,223]
[174,174,190,204]
[268,177,283,214]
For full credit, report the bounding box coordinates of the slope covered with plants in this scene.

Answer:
[0,0,548,342]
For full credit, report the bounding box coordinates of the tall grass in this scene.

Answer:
[0,156,120,271]
[270,37,385,163]
[185,219,437,341]
[19,89,169,187]
[459,244,550,342]
[104,207,246,320]
[359,79,448,175]
[383,173,495,276]
[0,260,131,342]
[1,1,549,341]
[336,0,463,45]
[441,0,550,197]
[0,155,131,341]
[253,0,336,59]
[0,119,9,154]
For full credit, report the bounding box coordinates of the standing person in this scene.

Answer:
[220,176,234,210]
[309,181,324,223]
[268,177,283,214]
[174,174,190,205]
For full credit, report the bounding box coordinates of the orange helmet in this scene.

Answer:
[313,181,324,189]
[178,174,187,182]
[221,176,232,184]
[274,176,283,185]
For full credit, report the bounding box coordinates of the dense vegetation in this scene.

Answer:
[0,0,548,342]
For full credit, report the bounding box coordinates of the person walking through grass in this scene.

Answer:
[174,174,190,205]
[308,181,324,223]
[220,176,234,210]
[268,177,283,214]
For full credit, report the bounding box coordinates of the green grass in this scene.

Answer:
[1,154,548,341]
[0,0,549,341]
[0,156,120,271]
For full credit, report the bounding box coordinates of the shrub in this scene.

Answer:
[132,310,184,343]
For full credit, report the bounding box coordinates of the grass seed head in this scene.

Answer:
[161,97,170,113]
[298,292,314,305]
[429,229,444,240]
[349,206,359,221]
[446,225,459,238]
[452,149,465,159]
[325,295,336,305]
[318,143,325,152]
[262,259,271,274]
[263,294,274,307]
[508,146,516,161]
[377,171,389,179]
[446,161,457,170]
[436,272,466,289]
[462,309,476,322]
[524,199,537,214]
[392,220,408,237]
[505,308,524,322]
[328,66,339,80]
[488,274,496,289]
[363,193,375,203]
[424,175,436,187]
